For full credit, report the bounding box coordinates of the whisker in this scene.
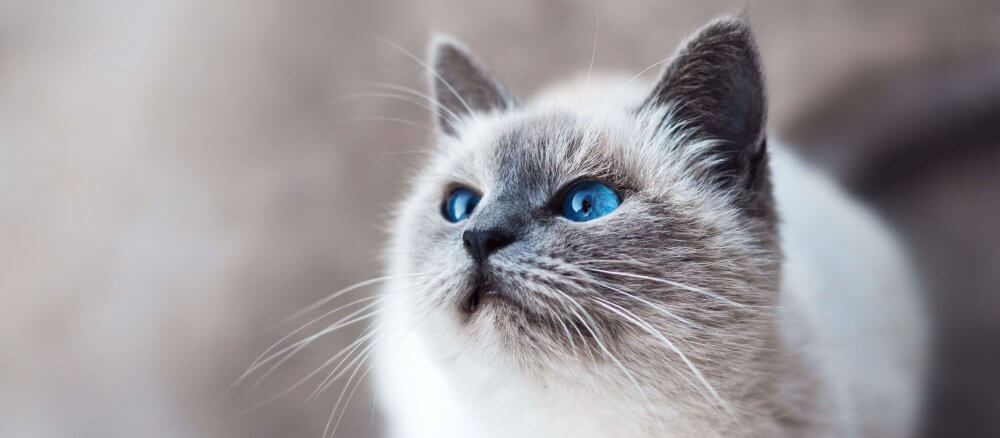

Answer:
[242,277,437,393]
[231,295,383,392]
[274,272,433,329]
[339,92,460,126]
[525,266,605,340]
[310,291,435,404]
[251,303,384,389]
[582,275,698,329]
[580,266,746,308]
[589,297,732,415]
[327,297,438,438]
[526,283,579,360]
[539,283,598,367]
[531,258,725,419]
[364,301,438,433]
[544,287,643,394]
[584,13,600,94]
[610,50,715,101]
[305,327,380,403]
[226,277,436,423]
[349,116,430,132]
[224,326,381,422]
[370,82,464,126]
[377,38,479,120]
[323,342,377,438]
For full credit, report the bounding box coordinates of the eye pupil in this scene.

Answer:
[560,181,620,222]
[463,198,478,216]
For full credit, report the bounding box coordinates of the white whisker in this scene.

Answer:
[370,82,464,126]
[326,296,438,437]
[340,92,460,126]
[350,116,430,132]
[584,275,698,328]
[251,303,384,388]
[581,266,746,307]
[543,287,643,394]
[274,272,433,328]
[224,326,381,422]
[589,296,731,415]
[584,13,599,94]
[231,295,383,392]
[378,38,479,120]
[306,328,380,403]
[530,289,578,360]
[609,50,715,100]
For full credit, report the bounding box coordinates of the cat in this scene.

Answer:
[372,15,926,437]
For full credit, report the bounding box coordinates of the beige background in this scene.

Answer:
[2,1,998,437]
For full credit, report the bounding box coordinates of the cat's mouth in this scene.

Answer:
[462,278,523,314]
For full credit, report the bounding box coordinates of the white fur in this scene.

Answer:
[373,76,926,437]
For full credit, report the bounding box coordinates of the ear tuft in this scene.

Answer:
[428,35,513,136]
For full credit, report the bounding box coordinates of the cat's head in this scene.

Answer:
[386,16,780,407]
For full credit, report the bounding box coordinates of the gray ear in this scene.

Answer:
[642,16,768,200]
[429,36,514,136]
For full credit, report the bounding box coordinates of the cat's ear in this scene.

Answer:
[428,35,514,136]
[642,16,768,204]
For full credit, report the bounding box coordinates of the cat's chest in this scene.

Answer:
[376,323,707,438]
[446,366,640,437]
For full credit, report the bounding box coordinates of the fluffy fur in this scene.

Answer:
[373,16,925,437]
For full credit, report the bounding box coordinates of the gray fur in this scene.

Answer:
[375,15,925,437]
[430,36,515,136]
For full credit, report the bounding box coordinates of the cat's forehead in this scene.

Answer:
[484,114,581,177]
[444,111,627,195]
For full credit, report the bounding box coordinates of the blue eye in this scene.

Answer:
[560,181,620,222]
[443,187,481,222]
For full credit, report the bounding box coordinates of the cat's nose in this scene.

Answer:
[462,228,515,265]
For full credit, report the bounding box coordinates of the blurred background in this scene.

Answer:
[2,0,998,437]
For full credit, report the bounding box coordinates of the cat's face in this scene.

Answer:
[387,17,780,405]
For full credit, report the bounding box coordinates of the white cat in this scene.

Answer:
[373,16,926,437]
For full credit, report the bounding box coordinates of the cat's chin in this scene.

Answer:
[462,284,523,314]
[445,280,597,372]
[457,278,545,331]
